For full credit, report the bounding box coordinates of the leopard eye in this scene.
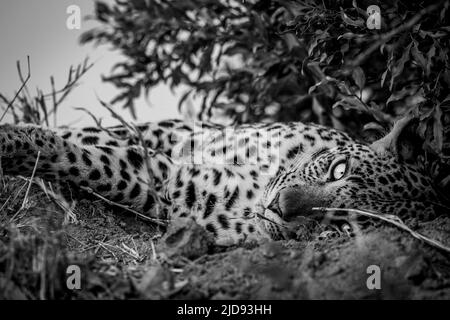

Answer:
[330,160,347,181]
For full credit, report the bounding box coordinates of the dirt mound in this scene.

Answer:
[1,180,449,299]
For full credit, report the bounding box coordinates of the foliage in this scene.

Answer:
[82,0,448,154]
[80,0,449,189]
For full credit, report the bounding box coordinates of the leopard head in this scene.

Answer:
[257,143,445,240]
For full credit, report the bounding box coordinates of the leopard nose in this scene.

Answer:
[270,187,330,221]
[267,192,282,217]
[267,187,315,222]
[268,189,297,221]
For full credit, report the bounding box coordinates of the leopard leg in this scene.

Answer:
[0,124,173,219]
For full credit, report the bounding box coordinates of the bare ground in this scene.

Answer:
[1,178,449,300]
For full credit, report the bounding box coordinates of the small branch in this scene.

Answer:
[350,1,446,67]
[39,58,94,126]
[21,151,41,210]
[97,97,136,132]
[79,186,168,227]
[96,97,163,220]
[369,113,414,156]
[50,76,57,127]
[0,56,31,122]
[36,179,78,224]
[74,107,124,141]
[9,151,41,222]
[150,239,157,261]
[313,207,450,254]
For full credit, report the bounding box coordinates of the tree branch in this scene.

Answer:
[350,1,446,67]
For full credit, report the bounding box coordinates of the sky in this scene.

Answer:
[0,0,181,127]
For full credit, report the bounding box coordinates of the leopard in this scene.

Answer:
[0,118,447,246]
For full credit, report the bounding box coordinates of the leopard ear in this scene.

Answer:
[369,114,423,163]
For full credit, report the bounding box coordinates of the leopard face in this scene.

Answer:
[257,144,443,240]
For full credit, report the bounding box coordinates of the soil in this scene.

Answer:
[1,180,450,299]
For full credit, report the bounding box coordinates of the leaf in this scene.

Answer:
[308,37,319,57]
[417,119,429,139]
[433,105,443,153]
[338,32,356,40]
[130,0,147,10]
[308,76,338,95]
[308,30,329,57]
[283,33,300,51]
[340,43,349,56]
[386,87,419,105]
[223,44,249,57]
[440,94,450,110]
[332,97,366,112]
[340,10,364,27]
[390,42,412,91]
[79,30,95,44]
[426,44,436,76]
[95,1,111,23]
[363,122,385,132]
[411,41,427,73]
[352,67,365,90]
[381,69,389,88]
[319,52,328,63]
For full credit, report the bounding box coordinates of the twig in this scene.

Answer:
[21,151,41,210]
[39,244,47,300]
[170,268,184,273]
[121,242,140,259]
[66,233,87,247]
[95,235,108,254]
[131,237,138,253]
[79,186,169,227]
[0,153,4,188]
[0,194,13,213]
[10,180,29,206]
[74,106,124,140]
[312,207,450,254]
[9,154,41,221]
[96,97,163,219]
[0,56,31,122]
[98,242,118,259]
[100,242,140,260]
[255,211,285,228]
[50,76,57,127]
[350,1,446,67]
[97,97,136,132]
[134,125,163,220]
[38,60,93,126]
[150,239,157,261]
[35,179,78,224]
[16,56,32,99]
[42,58,94,102]
[369,113,414,156]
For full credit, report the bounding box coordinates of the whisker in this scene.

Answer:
[255,212,286,228]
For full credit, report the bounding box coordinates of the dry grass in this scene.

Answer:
[313,207,450,254]
[0,178,163,299]
[0,57,148,299]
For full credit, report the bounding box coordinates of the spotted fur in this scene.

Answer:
[0,119,446,246]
